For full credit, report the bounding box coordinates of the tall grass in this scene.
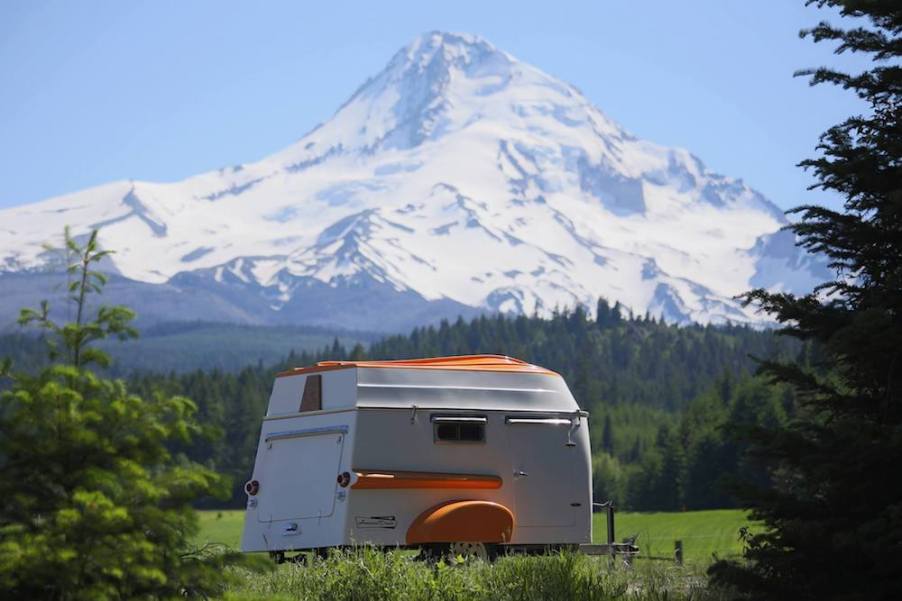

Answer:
[222,547,729,601]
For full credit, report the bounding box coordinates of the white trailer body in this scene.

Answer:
[241,355,592,553]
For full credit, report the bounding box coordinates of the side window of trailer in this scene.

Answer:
[299,375,322,412]
[432,415,486,443]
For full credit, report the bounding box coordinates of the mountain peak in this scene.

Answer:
[396,31,508,71]
[0,32,826,332]
[291,30,522,154]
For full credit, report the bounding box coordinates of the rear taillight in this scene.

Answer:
[337,472,351,488]
[245,479,260,496]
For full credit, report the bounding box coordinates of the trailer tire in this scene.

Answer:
[417,542,500,563]
[450,541,489,561]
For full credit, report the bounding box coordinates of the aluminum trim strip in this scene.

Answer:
[358,383,555,394]
[431,416,488,424]
[505,417,573,425]
[265,425,349,442]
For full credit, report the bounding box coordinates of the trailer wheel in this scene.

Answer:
[416,542,500,563]
[450,542,501,562]
[414,543,440,563]
[449,541,488,561]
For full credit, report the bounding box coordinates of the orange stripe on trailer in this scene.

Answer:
[406,500,514,544]
[351,470,502,490]
[276,354,559,378]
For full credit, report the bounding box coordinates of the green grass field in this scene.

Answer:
[198,510,245,550]
[596,509,752,562]
[198,508,752,565]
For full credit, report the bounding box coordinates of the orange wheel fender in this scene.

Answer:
[406,500,514,544]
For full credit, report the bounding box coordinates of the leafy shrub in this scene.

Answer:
[0,229,247,600]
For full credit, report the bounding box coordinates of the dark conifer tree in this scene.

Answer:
[595,297,612,328]
[611,301,623,323]
[601,414,614,453]
[711,2,902,599]
[628,436,642,463]
[654,425,685,510]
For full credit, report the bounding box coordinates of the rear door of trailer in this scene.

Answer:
[255,425,348,526]
[506,415,579,528]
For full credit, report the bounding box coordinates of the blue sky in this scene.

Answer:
[0,1,867,211]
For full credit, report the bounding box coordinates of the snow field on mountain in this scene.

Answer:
[0,31,828,328]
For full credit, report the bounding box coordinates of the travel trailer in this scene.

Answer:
[240,355,592,559]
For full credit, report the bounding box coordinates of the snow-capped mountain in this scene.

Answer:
[0,32,829,332]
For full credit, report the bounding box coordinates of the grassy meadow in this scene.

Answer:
[609,509,752,562]
[197,508,752,563]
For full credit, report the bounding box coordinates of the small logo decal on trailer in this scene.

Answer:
[355,516,397,529]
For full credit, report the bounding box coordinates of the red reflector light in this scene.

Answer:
[245,479,260,496]
[337,472,351,488]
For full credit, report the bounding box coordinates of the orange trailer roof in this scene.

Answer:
[276,354,559,378]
